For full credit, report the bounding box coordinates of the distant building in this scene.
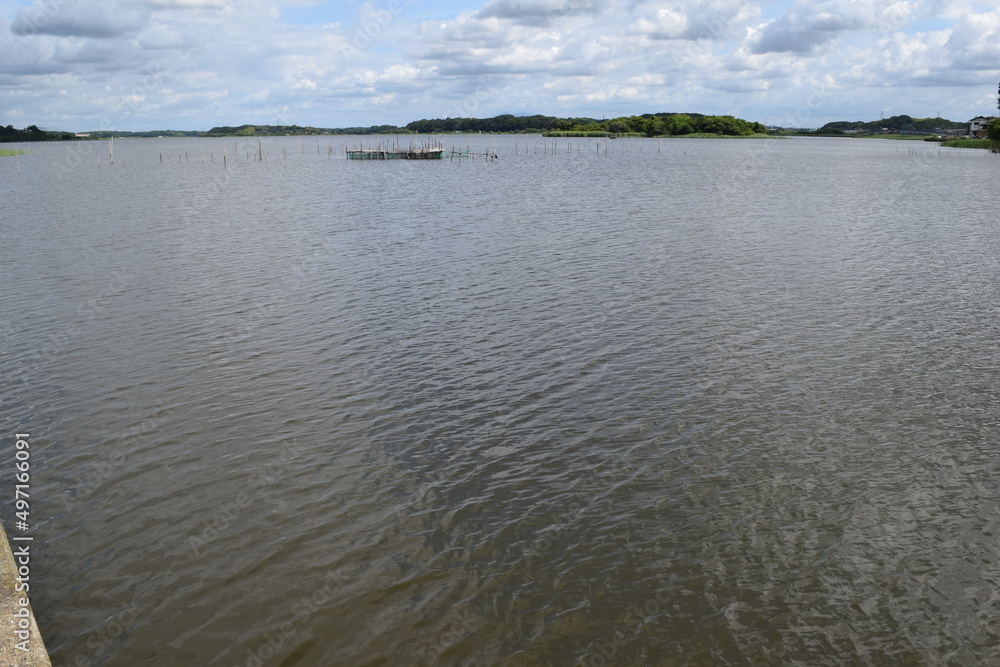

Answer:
[968,117,995,138]
[74,133,90,137]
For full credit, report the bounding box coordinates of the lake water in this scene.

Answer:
[2,134,1000,666]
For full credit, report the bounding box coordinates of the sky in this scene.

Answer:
[0,0,998,131]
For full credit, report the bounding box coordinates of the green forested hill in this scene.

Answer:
[816,115,967,134]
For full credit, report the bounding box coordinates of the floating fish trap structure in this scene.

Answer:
[347,138,445,160]
[345,138,498,161]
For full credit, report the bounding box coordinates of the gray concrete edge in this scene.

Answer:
[0,520,50,667]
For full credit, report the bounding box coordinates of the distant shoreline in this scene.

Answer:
[6,111,972,142]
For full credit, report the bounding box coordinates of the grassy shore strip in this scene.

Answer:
[859,134,938,141]
[543,131,772,138]
[940,138,998,149]
[0,148,27,157]
[673,132,771,139]
[543,131,644,137]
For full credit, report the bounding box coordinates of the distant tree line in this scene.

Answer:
[0,124,73,142]
[1,124,203,141]
[547,113,766,136]
[404,114,559,134]
[204,124,331,136]
[9,112,980,142]
[815,115,967,134]
[406,113,766,136]
[204,113,766,137]
[86,130,202,138]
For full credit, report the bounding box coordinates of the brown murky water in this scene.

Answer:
[2,135,999,665]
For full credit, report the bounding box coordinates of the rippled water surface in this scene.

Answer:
[2,135,1000,665]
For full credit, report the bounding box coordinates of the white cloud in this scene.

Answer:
[945,8,1000,69]
[12,1,151,39]
[0,0,997,130]
[750,0,918,54]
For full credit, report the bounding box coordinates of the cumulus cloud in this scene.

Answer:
[478,0,608,26]
[11,1,151,39]
[750,0,917,54]
[0,0,998,130]
[633,0,760,41]
[944,8,1000,69]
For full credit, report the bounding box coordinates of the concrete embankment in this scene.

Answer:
[0,521,50,666]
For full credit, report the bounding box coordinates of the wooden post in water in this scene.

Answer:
[258,139,263,161]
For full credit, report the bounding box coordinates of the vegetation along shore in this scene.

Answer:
[2,112,998,149]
